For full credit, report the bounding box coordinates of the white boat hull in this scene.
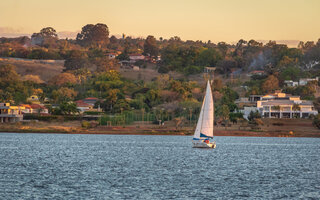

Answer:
[192,141,216,148]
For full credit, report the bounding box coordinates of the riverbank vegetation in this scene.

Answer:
[1,23,320,130]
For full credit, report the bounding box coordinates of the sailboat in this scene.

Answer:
[192,80,216,148]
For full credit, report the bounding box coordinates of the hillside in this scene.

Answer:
[0,57,64,82]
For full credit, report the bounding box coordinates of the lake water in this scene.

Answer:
[0,133,319,199]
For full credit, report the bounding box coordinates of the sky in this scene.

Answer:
[1,0,320,44]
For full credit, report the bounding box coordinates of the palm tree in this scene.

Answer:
[292,104,301,118]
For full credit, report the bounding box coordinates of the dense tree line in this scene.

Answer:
[0,23,320,126]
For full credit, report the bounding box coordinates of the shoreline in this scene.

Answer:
[1,129,319,138]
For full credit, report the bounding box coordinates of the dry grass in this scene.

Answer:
[0,57,64,82]
[120,63,184,81]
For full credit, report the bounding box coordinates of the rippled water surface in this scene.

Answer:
[0,133,320,199]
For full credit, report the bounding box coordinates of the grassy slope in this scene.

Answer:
[0,57,64,82]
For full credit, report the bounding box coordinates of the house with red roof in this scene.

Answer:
[82,97,99,106]
[75,100,94,113]
[20,104,48,114]
[29,104,49,114]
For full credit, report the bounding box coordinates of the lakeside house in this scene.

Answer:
[75,100,93,113]
[75,97,101,113]
[82,97,99,106]
[20,104,49,114]
[239,92,318,119]
[129,54,145,62]
[0,103,25,123]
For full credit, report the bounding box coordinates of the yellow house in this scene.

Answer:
[27,95,41,104]
[0,103,25,123]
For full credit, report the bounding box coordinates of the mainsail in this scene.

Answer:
[193,80,214,140]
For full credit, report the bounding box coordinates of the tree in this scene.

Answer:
[104,89,120,112]
[216,59,237,75]
[39,27,58,38]
[76,23,109,48]
[51,87,78,103]
[22,75,44,84]
[58,102,80,115]
[31,27,58,47]
[0,64,28,104]
[262,75,279,93]
[213,78,223,91]
[220,104,230,128]
[49,73,78,86]
[314,97,320,112]
[221,105,230,120]
[92,57,120,72]
[248,111,261,122]
[196,48,222,67]
[292,104,301,112]
[143,35,158,57]
[313,114,320,129]
[0,64,20,87]
[64,50,90,71]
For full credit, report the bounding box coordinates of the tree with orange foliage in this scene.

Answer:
[49,73,77,86]
[262,75,279,93]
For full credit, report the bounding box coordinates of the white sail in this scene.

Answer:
[193,81,214,139]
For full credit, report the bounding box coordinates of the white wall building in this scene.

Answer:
[129,54,145,61]
[240,92,318,119]
[299,77,319,86]
[257,93,317,118]
[284,80,299,87]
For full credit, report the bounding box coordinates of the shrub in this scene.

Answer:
[81,121,91,129]
[272,122,284,126]
[313,114,320,129]
[23,114,81,122]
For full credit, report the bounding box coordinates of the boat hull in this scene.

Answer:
[192,141,216,148]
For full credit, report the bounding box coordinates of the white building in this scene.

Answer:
[284,80,299,87]
[129,54,145,61]
[299,77,319,86]
[257,93,317,118]
[240,92,318,119]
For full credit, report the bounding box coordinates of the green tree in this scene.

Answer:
[143,35,159,57]
[31,27,58,47]
[248,111,261,122]
[195,48,222,67]
[51,87,78,103]
[104,89,120,112]
[58,102,80,115]
[76,23,109,48]
[313,114,320,129]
